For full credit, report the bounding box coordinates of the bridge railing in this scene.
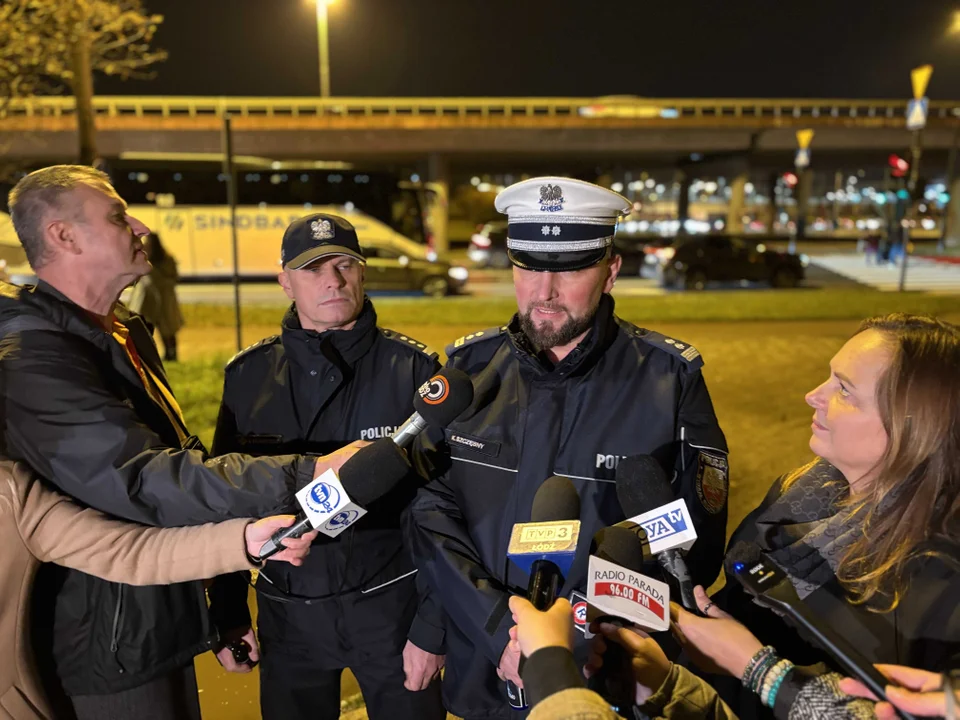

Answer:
[2,96,959,121]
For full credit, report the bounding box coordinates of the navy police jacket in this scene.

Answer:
[406,294,728,718]
[210,299,442,652]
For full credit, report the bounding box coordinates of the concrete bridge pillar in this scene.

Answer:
[945,176,960,248]
[426,153,449,256]
[726,173,748,234]
[795,169,813,243]
[676,171,692,232]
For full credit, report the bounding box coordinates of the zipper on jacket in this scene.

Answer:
[109,585,127,674]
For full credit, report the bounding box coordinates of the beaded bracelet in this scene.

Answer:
[741,646,776,690]
[759,659,788,704]
[749,654,780,694]
[762,660,795,708]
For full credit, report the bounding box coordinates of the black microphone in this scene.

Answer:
[391,367,474,448]
[587,525,646,715]
[504,475,582,709]
[727,543,916,720]
[256,438,411,560]
[616,455,699,612]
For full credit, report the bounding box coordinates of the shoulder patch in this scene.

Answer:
[380,328,437,358]
[445,326,507,357]
[622,322,703,368]
[225,334,280,369]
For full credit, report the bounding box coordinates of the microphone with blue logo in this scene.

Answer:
[504,476,582,709]
[256,367,475,561]
[615,455,700,612]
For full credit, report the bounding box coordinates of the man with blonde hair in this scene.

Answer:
[0,165,363,719]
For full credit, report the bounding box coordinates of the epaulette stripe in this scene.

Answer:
[445,325,505,355]
[380,328,434,356]
[225,335,279,368]
[620,321,702,366]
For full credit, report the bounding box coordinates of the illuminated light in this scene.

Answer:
[734,562,745,573]
[848,176,858,185]
[300,174,310,182]
[217,173,227,182]
[921,218,936,230]
[173,173,182,181]
[128,172,137,180]
[649,193,659,201]
[919,203,927,213]
[645,178,656,188]
[477,182,492,193]
[744,182,755,194]
[756,243,767,253]
[897,189,910,200]
[304,202,313,209]
[875,193,887,205]
[950,10,960,35]
[660,108,680,119]
[655,184,666,194]
[410,173,420,183]
[625,221,639,233]
[344,201,355,211]
[258,202,267,209]
[782,172,798,188]
[448,266,469,281]
[826,192,836,201]
[137,172,149,183]
[271,161,282,170]
[714,219,725,230]
[704,181,718,194]
[924,188,938,201]
[690,152,703,161]
[939,193,951,204]
[470,176,480,186]
[426,250,438,261]
[270,174,282,185]
[856,219,866,230]
[637,221,650,231]
[866,219,881,230]
[611,182,624,193]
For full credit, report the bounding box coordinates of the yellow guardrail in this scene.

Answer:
[2,95,959,122]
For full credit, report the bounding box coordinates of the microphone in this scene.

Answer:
[504,475,582,709]
[391,367,474,448]
[586,525,648,715]
[256,438,411,560]
[616,455,699,612]
[727,543,916,720]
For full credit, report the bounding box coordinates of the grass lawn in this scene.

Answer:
[182,288,960,329]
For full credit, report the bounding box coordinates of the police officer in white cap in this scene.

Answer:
[406,177,729,719]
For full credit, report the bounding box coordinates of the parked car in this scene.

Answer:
[659,234,806,290]
[468,221,509,269]
[361,232,468,297]
[614,235,674,276]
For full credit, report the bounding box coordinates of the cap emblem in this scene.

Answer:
[311,219,335,241]
[538,183,565,213]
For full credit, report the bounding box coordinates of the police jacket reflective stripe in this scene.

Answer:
[407,294,728,718]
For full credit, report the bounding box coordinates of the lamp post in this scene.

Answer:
[312,0,337,98]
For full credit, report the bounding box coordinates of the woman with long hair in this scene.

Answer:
[691,312,960,716]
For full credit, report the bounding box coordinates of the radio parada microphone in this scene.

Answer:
[504,475,581,710]
[256,438,411,560]
[390,367,474,448]
[727,543,917,720]
[586,525,651,714]
[616,455,699,612]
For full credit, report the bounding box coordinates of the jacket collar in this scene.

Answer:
[507,293,618,379]
[280,296,379,369]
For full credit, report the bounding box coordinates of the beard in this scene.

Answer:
[519,303,597,353]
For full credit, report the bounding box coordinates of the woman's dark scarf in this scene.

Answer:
[730,459,863,601]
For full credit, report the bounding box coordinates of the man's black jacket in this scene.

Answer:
[0,281,313,696]
[210,300,444,655]
[406,294,729,718]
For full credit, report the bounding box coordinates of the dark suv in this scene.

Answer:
[659,234,806,290]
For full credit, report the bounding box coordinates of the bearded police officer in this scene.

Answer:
[209,214,446,720]
[406,178,729,719]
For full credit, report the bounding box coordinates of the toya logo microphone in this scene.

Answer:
[640,508,688,542]
[418,374,450,406]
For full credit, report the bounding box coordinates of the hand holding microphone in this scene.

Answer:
[503,475,582,708]
[257,368,475,560]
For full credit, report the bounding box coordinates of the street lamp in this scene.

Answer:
[310,0,337,98]
[949,10,960,36]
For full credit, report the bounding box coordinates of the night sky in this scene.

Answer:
[96,0,960,99]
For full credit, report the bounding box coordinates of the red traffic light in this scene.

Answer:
[782,171,799,188]
[888,154,909,178]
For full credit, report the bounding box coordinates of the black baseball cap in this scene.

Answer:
[280,213,366,269]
